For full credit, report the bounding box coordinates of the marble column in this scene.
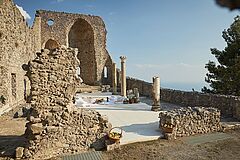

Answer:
[151,76,161,111]
[112,63,117,94]
[120,56,127,97]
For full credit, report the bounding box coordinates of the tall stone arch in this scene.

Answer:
[68,18,96,85]
[37,10,114,86]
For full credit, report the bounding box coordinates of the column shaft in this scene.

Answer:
[151,76,161,111]
[112,63,117,94]
[120,56,127,97]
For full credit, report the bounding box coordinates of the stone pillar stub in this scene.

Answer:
[112,63,117,95]
[151,76,161,111]
[120,56,127,97]
[133,88,139,99]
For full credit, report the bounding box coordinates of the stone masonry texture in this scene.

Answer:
[0,0,240,158]
[0,0,113,114]
[126,77,240,120]
[0,0,41,114]
[37,10,113,86]
[159,107,221,139]
[24,46,111,159]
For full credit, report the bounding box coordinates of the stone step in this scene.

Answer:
[62,151,103,160]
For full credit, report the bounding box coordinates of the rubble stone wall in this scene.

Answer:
[126,77,152,97]
[159,107,221,139]
[24,47,111,159]
[161,89,240,120]
[0,0,41,114]
[37,10,113,86]
[126,77,240,120]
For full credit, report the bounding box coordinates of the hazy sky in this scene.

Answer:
[14,0,238,91]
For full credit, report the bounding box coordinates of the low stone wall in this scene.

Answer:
[23,47,111,159]
[126,77,152,97]
[161,89,240,119]
[159,107,221,139]
[126,77,240,120]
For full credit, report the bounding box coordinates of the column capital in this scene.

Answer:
[153,76,160,80]
[120,56,127,62]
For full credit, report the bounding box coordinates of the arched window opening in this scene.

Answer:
[47,19,54,26]
[76,66,81,77]
[104,66,108,78]
[45,39,59,50]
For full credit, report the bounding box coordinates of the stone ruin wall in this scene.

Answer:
[0,0,115,114]
[126,77,152,97]
[126,77,240,120]
[0,0,41,114]
[159,107,221,139]
[160,89,239,118]
[23,47,111,159]
[37,10,113,86]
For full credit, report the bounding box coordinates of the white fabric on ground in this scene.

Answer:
[75,92,163,145]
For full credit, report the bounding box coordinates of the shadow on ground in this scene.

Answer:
[90,106,152,112]
[0,135,27,158]
[121,121,161,136]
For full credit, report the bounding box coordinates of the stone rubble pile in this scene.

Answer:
[23,46,111,159]
[159,107,221,140]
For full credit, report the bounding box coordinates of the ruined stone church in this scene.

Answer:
[0,0,113,114]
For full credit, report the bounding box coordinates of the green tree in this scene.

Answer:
[202,16,240,96]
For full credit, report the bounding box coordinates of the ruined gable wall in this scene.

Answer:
[0,0,41,114]
[37,10,113,85]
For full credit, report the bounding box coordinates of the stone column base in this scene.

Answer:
[151,105,161,111]
[112,92,118,95]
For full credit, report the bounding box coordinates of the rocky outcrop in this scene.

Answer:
[159,107,221,140]
[23,46,111,159]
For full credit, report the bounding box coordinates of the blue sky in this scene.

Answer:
[14,0,238,91]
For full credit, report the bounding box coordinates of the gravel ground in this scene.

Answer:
[103,129,240,160]
[0,104,28,160]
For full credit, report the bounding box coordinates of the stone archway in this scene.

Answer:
[102,54,113,85]
[68,18,96,85]
[44,39,59,50]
